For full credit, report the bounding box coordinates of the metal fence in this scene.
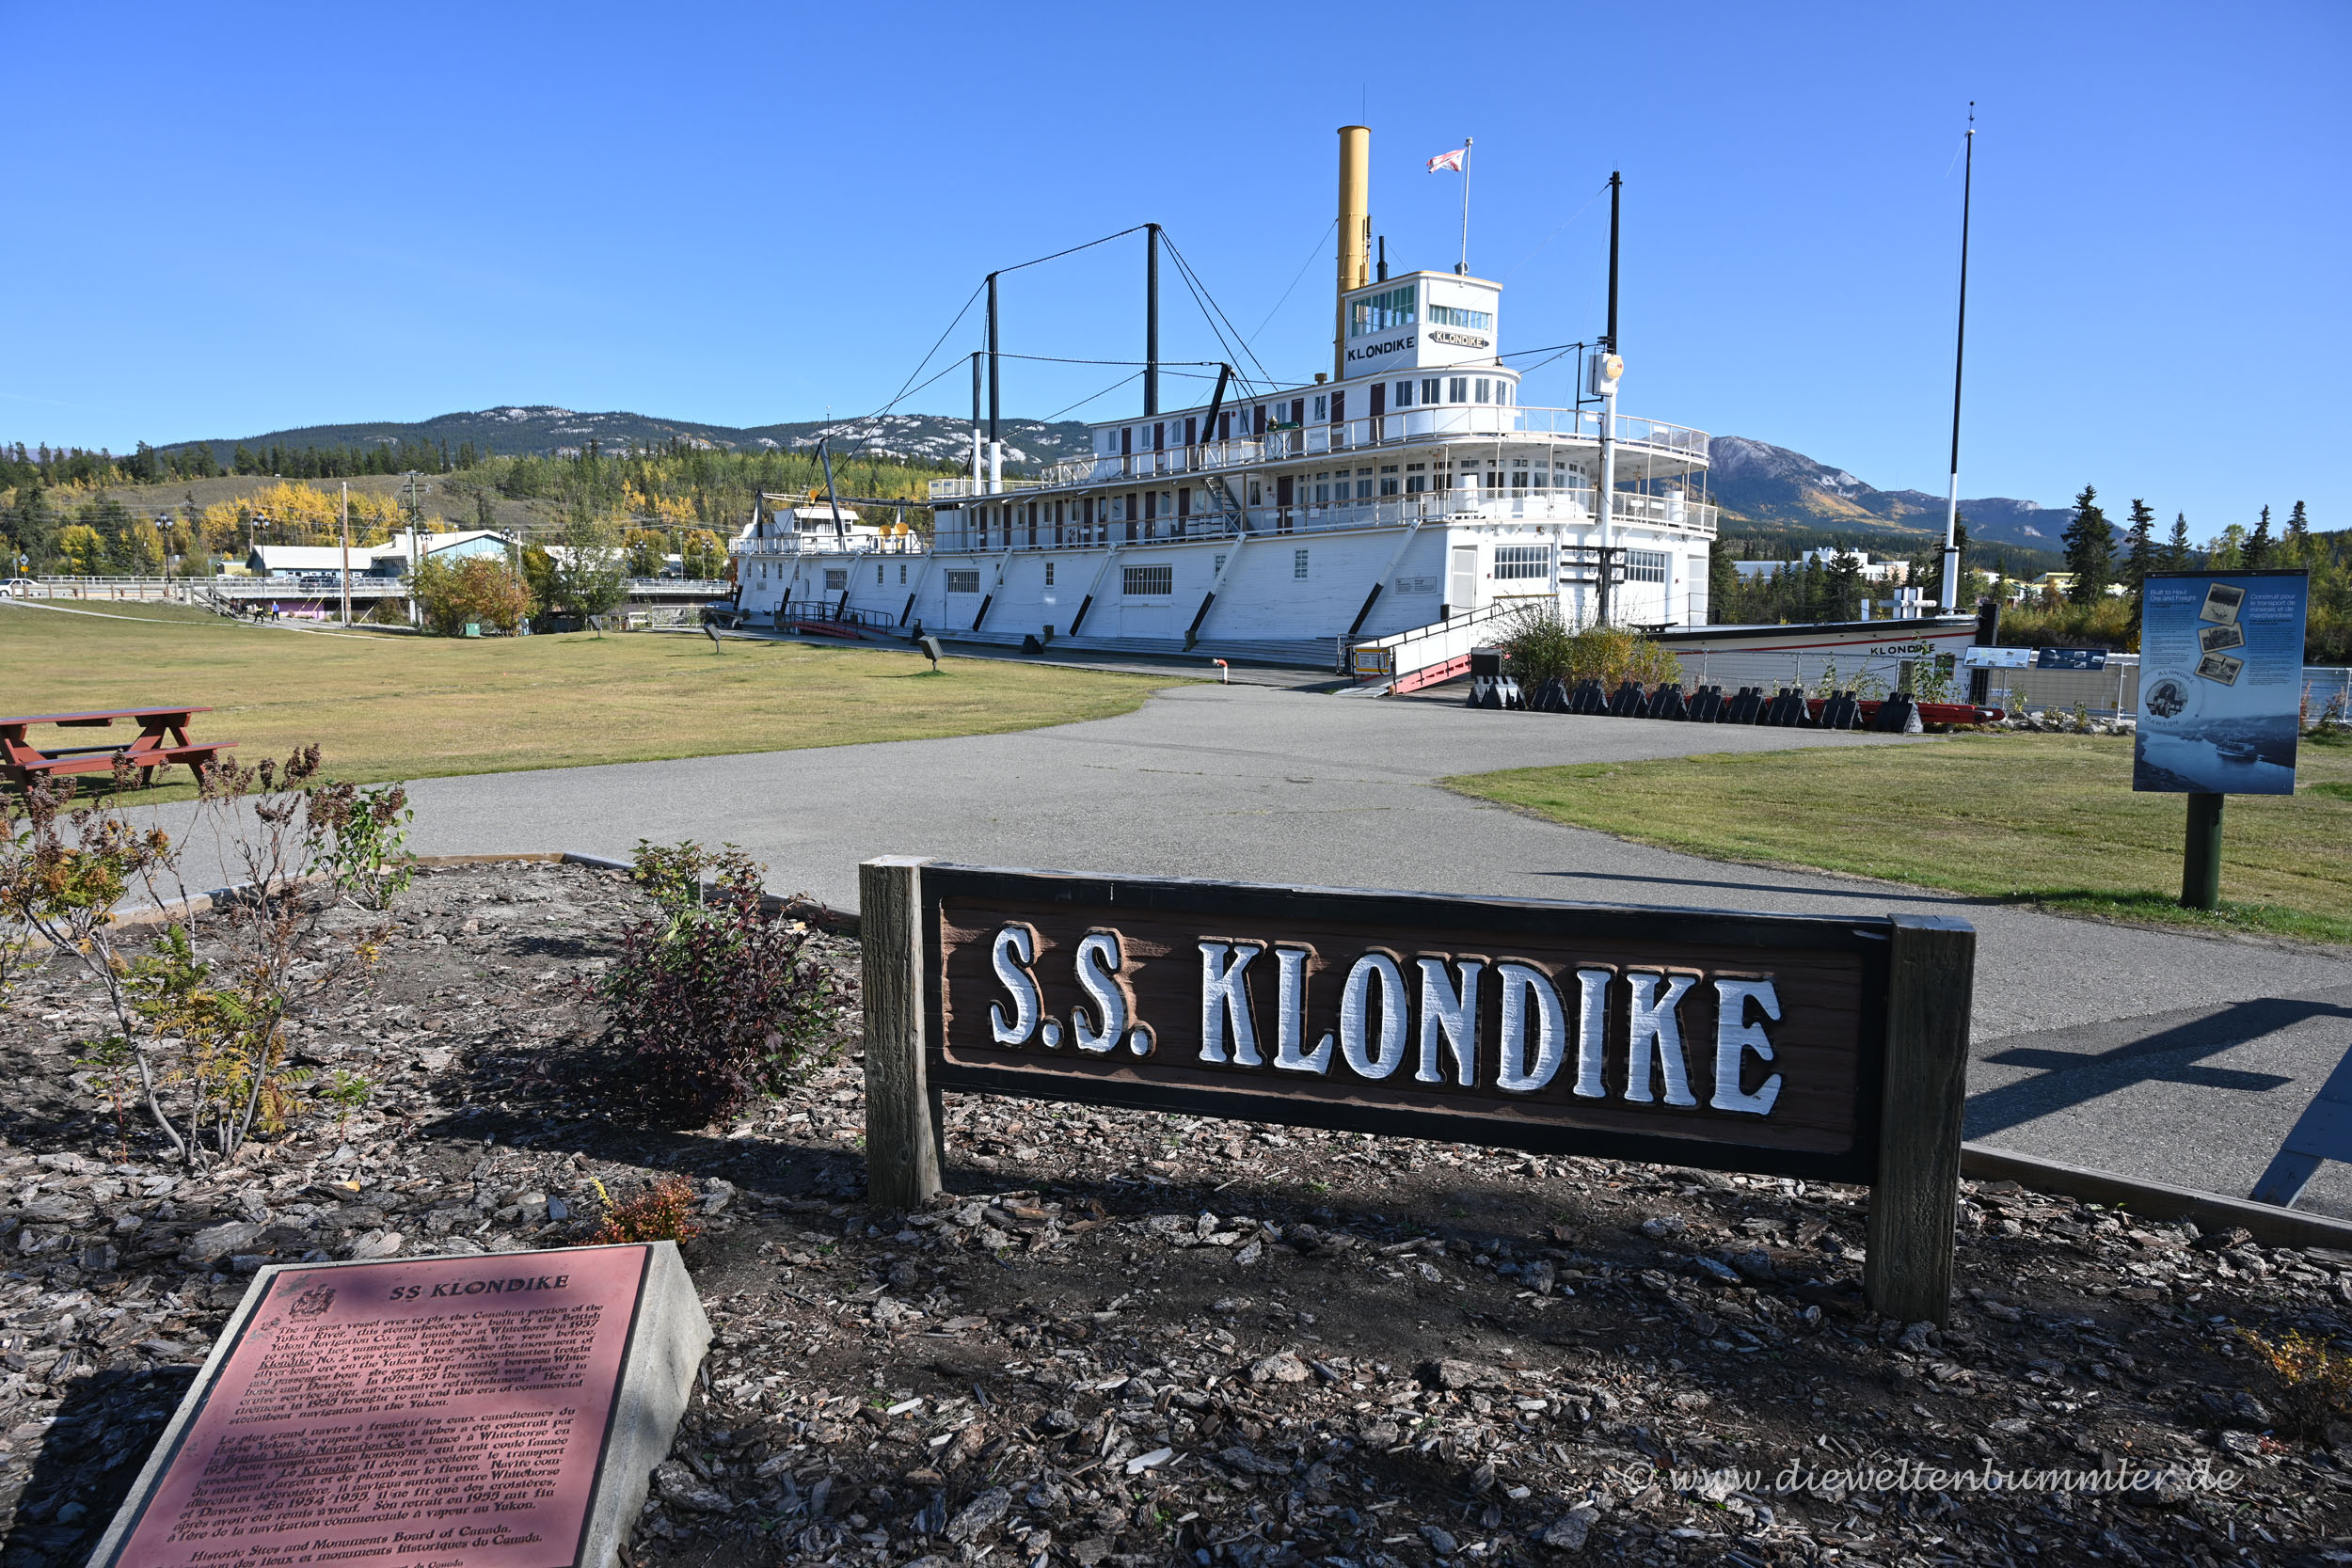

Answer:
[1665,648,2352,722]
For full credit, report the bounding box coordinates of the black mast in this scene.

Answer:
[1145,224,1160,418]
[1605,170,1621,354]
[986,271,1000,447]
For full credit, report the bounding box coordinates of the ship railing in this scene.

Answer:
[771,596,902,630]
[730,533,928,558]
[930,490,1712,552]
[926,476,1053,499]
[964,408,1708,498]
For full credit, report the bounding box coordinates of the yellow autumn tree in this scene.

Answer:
[56,525,106,576]
[681,529,726,579]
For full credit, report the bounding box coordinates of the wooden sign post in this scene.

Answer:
[863,860,1974,1325]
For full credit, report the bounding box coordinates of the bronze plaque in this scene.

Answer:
[925,866,1896,1183]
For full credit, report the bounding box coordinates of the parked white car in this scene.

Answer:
[0,578,41,598]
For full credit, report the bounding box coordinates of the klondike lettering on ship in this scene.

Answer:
[860,859,1976,1323]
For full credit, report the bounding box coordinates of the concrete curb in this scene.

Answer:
[1963,1142,2352,1253]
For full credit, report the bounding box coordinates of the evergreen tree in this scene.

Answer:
[2166,513,2192,571]
[1822,546,1866,619]
[2286,500,2311,563]
[2061,484,2113,604]
[2122,499,2156,601]
[2245,505,2273,570]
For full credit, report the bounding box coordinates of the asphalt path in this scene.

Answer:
[124,682,2352,1216]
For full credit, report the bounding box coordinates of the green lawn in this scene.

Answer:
[1448,730,2352,946]
[1,602,1176,798]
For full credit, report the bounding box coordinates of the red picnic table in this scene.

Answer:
[0,706,236,791]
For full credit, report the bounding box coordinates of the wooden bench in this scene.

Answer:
[0,707,236,791]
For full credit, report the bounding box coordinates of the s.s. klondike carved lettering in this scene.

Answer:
[983,925,1782,1116]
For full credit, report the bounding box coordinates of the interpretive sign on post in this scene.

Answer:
[861,859,1976,1323]
[2135,570,2310,910]
[2136,570,2309,797]
[91,1243,709,1568]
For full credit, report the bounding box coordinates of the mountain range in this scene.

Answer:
[162,407,2078,555]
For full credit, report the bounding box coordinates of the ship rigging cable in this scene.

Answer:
[866,224,1153,424]
[1158,233,1276,389]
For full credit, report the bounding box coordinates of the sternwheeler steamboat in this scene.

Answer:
[732,127,1979,690]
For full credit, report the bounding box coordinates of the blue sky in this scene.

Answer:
[4,0,2344,533]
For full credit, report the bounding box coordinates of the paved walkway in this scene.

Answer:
[138,683,2352,1215]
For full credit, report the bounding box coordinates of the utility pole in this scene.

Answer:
[1595,172,1623,626]
[404,471,421,626]
[339,481,351,626]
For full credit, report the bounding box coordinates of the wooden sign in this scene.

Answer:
[861,859,1974,1323]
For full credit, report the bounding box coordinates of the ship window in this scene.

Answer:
[1498,380,1515,406]
[1215,553,1227,575]
[824,568,849,591]
[1448,377,1468,404]
[946,569,980,594]
[1380,476,1399,497]
[1625,549,1670,584]
[1044,562,1056,586]
[1312,394,1328,422]
[1406,474,1426,494]
[1428,303,1493,330]
[1392,380,1414,407]
[1475,378,1491,403]
[1422,378,1442,404]
[1248,481,1262,505]
[876,564,884,583]
[1348,284,1417,336]
[899,563,907,584]
[1295,548,1310,579]
[1313,479,1330,505]
[1495,546,1549,580]
[1356,469,1375,499]
[1122,564,1173,596]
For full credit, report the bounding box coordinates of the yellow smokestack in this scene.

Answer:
[1335,124,1371,382]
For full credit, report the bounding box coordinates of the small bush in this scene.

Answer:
[2241,1328,2352,1438]
[1494,606,1685,689]
[596,841,838,1125]
[589,1175,703,1245]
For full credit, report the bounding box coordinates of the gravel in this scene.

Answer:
[1,861,2349,1566]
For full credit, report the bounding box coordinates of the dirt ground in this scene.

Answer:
[3,862,2350,1567]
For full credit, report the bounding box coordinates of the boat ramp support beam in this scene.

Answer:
[1067,544,1125,637]
[1183,536,1250,651]
[1346,512,1429,638]
[971,546,1016,632]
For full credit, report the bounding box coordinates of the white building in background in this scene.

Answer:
[1730,549,1913,584]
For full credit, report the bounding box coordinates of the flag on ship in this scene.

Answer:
[1426,147,1466,173]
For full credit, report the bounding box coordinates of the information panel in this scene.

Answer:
[102,1246,653,1568]
[2135,570,2310,795]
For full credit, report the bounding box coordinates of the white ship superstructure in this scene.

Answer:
[733,126,1721,661]
[733,127,1975,680]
